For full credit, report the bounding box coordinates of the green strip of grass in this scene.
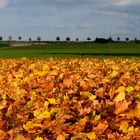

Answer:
[0,42,140,58]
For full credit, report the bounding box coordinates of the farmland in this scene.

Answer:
[0,42,140,58]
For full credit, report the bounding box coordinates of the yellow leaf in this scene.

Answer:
[113,92,125,102]
[86,132,97,140]
[50,107,60,114]
[89,95,96,101]
[57,134,65,140]
[59,73,64,79]
[47,98,58,104]
[128,126,134,132]
[119,120,128,133]
[93,115,101,125]
[50,70,58,76]
[126,86,134,94]
[117,86,125,93]
[34,110,50,120]
[35,137,43,140]
[2,94,7,100]
[42,64,49,71]
[110,70,119,78]
[23,121,43,133]
[63,94,69,100]
[34,70,47,76]
[43,101,49,109]
[71,97,77,103]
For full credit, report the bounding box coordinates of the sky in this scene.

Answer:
[0,0,140,41]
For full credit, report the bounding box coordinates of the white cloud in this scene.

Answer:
[109,0,140,6]
[0,0,8,9]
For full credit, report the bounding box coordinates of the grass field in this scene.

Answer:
[0,42,140,58]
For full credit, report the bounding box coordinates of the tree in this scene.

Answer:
[37,36,41,42]
[0,36,3,41]
[125,37,129,42]
[108,36,113,42]
[9,36,12,41]
[134,38,138,42]
[117,37,120,41]
[87,37,91,41]
[66,37,70,42]
[29,37,32,42]
[56,36,60,42]
[18,36,22,41]
[76,38,79,42]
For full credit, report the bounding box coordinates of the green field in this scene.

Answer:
[0,42,140,58]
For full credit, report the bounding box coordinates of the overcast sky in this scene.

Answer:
[0,0,140,41]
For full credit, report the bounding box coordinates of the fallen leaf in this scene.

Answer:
[86,132,97,140]
[113,92,125,102]
[57,134,65,140]
[96,121,108,134]
[114,100,128,114]
[0,130,6,140]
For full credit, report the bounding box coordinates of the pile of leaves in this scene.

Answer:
[0,58,140,140]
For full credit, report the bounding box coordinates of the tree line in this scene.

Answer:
[0,35,139,43]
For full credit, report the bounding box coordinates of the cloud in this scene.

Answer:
[0,0,8,9]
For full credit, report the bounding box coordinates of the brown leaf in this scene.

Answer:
[114,100,128,115]
[0,130,6,140]
[0,120,6,130]
[96,121,108,134]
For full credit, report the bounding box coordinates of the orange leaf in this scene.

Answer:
[0,120,6,130]
[107,134,116,140]
[57,134,65,140]
[96,121,108,134]
[0,130,6,140]
[45,83,54,91]
[80,81,89,90]
[63,78,73,87]
[17,134,27,140]
[114,100,128,115]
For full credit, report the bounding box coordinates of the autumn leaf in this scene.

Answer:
[0,130,6,140]
[33,109,50,120]
[0,120,6,130]
[35,137,43,140]
[63,78,73,87]
[80,80,89,90]
[114,100,128,114]
[113,92,125,102]
[17,134,31,140]
[126,86,134,94]
[86,132,97,140]
[119,120,129,133]
[57,134,65,140]
[47,98,58,105]
[95,121,108,134]
[0,58,139,139]
[110,70,119,78]
[23,121,43,133]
